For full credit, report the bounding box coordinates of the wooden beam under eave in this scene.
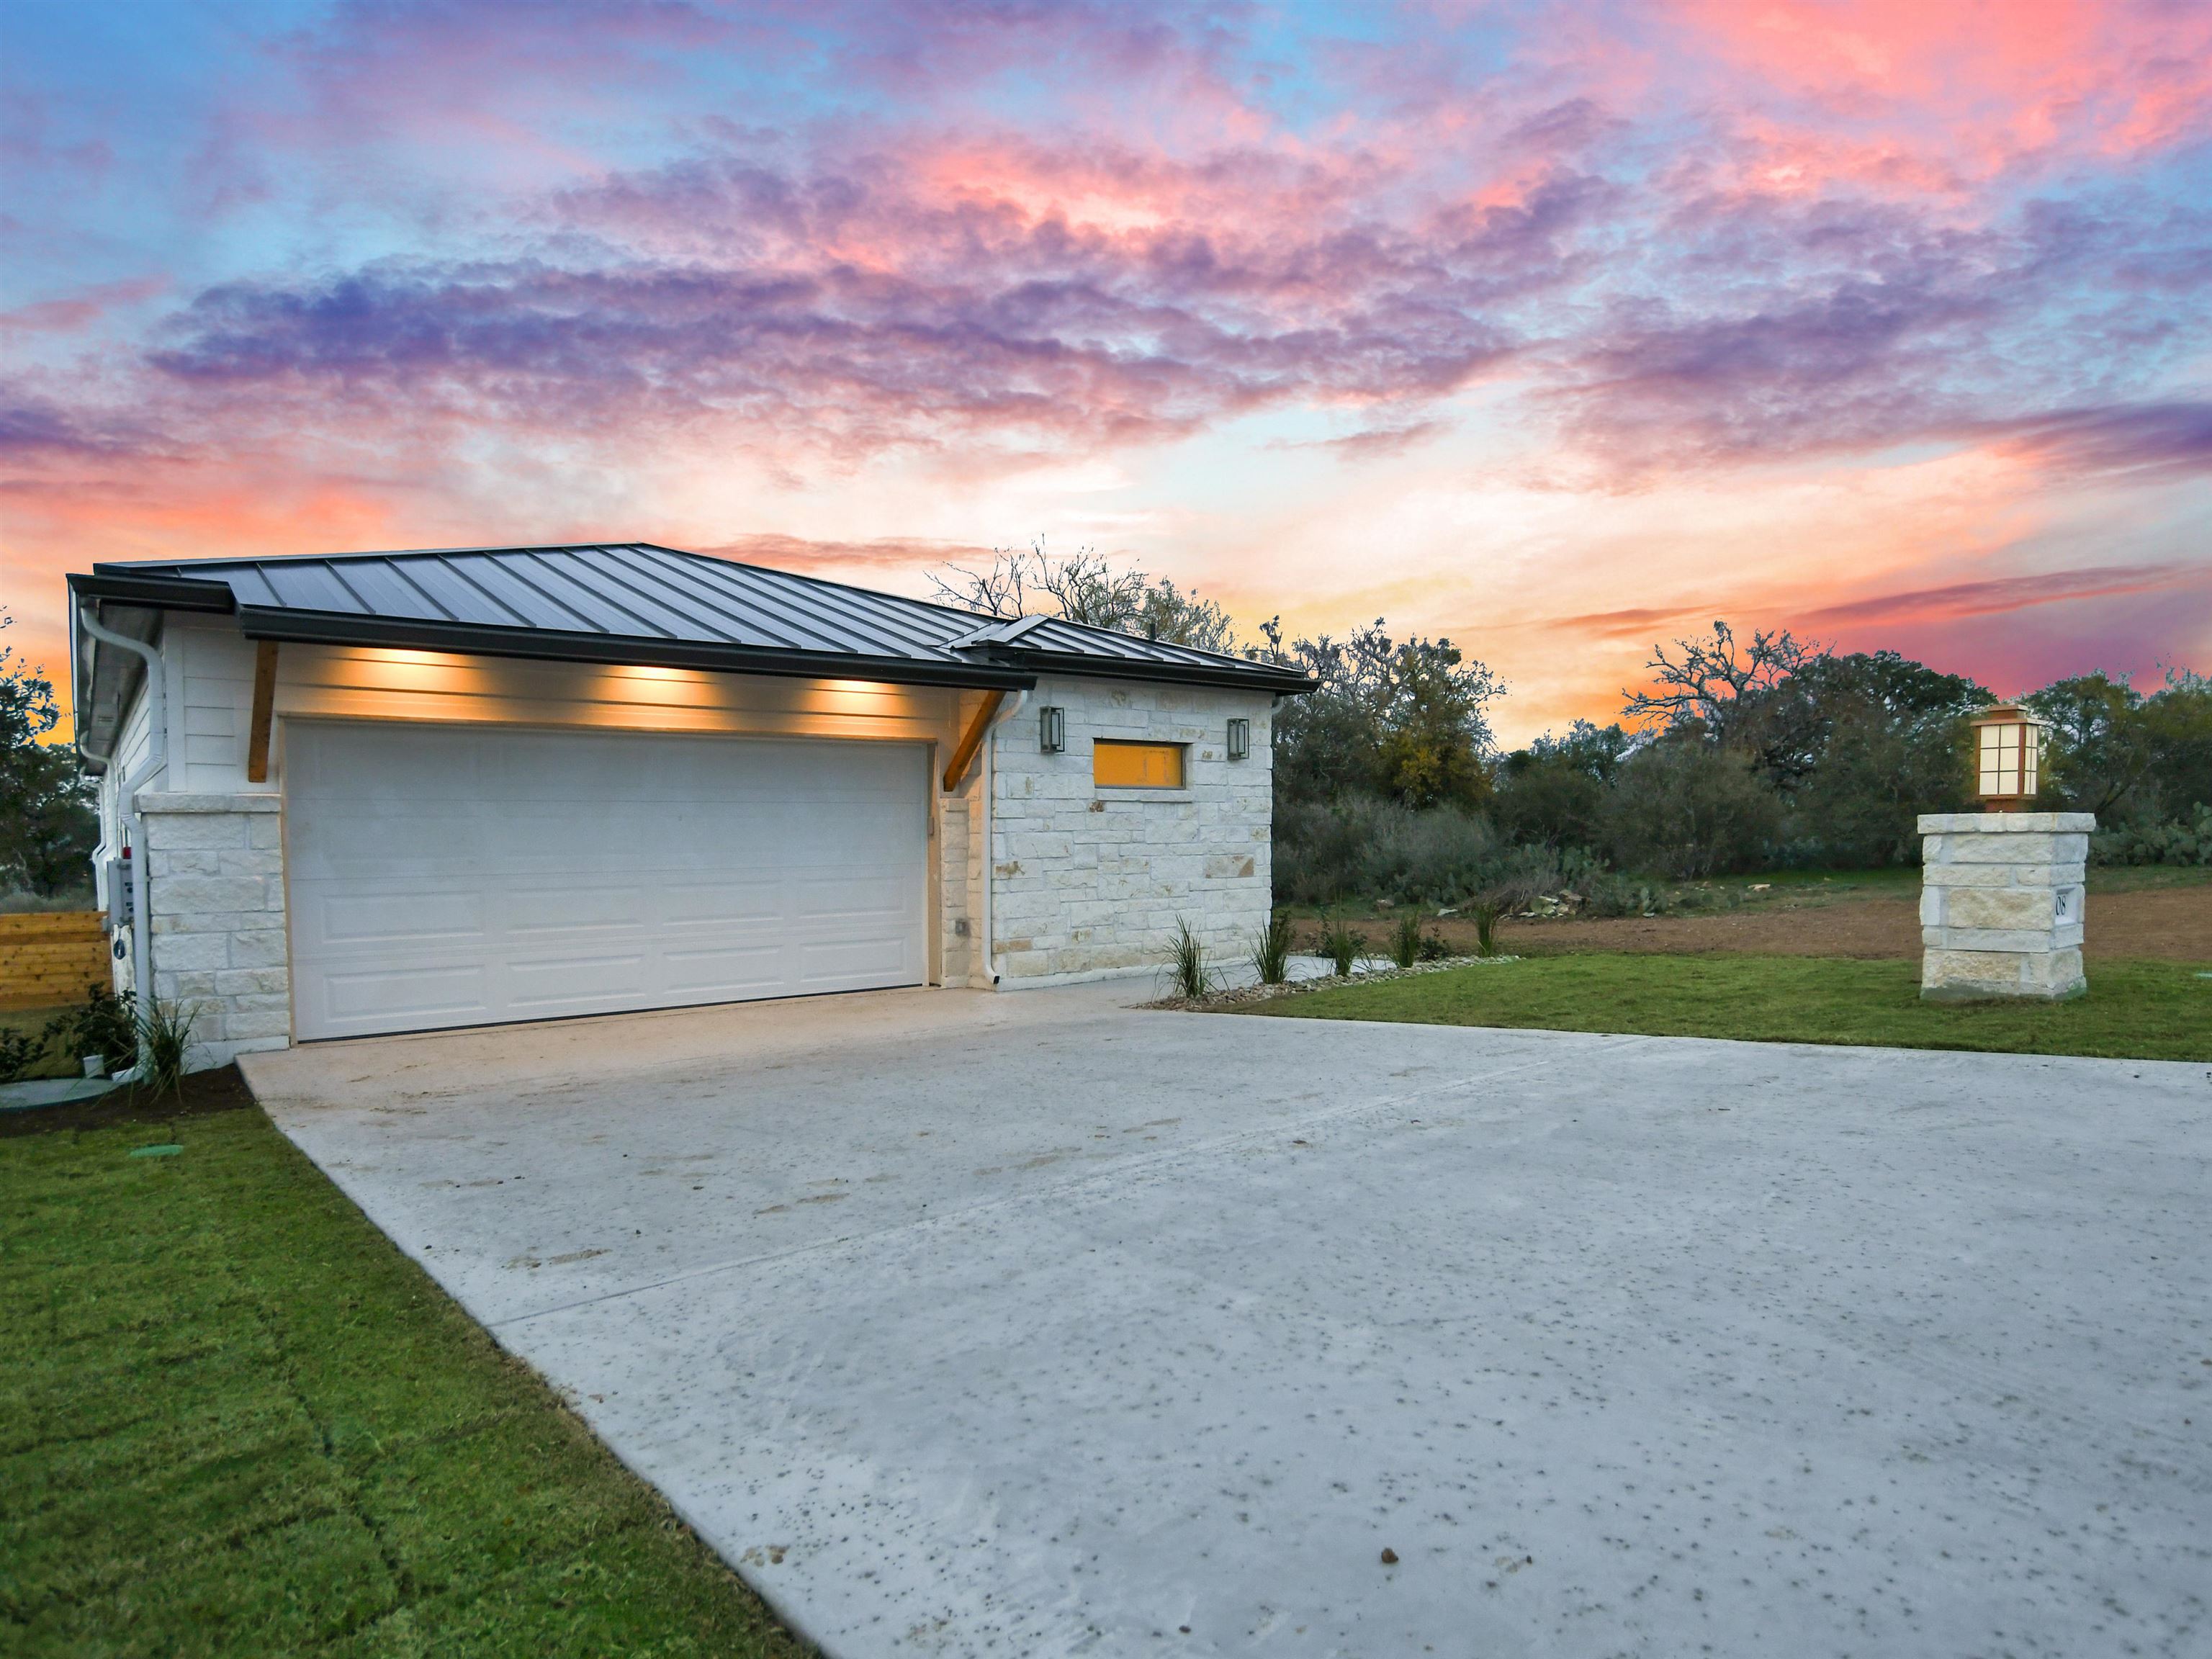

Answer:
[941,688,1005,792]
[246,640,279,783]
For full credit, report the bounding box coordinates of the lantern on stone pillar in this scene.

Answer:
[1969,704,2048,811]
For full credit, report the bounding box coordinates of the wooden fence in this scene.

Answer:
[0,912,110,1012]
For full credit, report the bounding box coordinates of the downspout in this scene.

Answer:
[77,601,169,1007]
[978,686,1030,987]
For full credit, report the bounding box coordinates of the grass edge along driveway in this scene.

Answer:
[0,1075,814,1659]
[1246,953,2212,1062]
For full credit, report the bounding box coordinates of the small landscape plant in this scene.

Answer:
[135,997,202,1100]
[1250,910,1293,985]
[0,1026,42,1086]
[1390,911,1424,969]
[43,985,137,1072]
[1167,918,1213,1000]
[1467,873,1550,957]
[1318,913,1364,976]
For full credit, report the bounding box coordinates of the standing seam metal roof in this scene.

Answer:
[71,542,1313,703]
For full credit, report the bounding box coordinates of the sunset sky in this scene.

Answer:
[4,0,2208,743]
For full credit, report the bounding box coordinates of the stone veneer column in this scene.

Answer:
[135,792,291,1068]
[1917,811,2095,1001]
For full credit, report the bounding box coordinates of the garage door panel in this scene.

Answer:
[504,954,652,1009]
[287,724,929,1039]
[659,944,790,994]
[318,964,491,1027]
[504,884,651,933]
[680,881,786,927]
[292,811,495,878]
[310,889,491,948]
[795,871,908,920]
[796,934,913,984]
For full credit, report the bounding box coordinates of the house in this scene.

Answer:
[66,543,1310,1066]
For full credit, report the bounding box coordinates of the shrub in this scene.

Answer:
[1603,741,1782,878]
[1358,804,1504,902]
[1317,914,1364,976]
[1390,912,1424,968]
[1166,919,1213,1000]
[1249,911,1294,985]
[1274,799,1562,907]
[2091,804,2212,867]
[43,986,137,1071]
[1271,799,1372,904]
[1467,866,1553,956]
[0,1025,44,1085]
[135,998,201,1099]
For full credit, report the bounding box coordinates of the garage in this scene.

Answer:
[284,720,929,1040]
[69,540,1308,1066]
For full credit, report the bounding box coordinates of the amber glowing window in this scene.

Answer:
[1092,740,1186,788]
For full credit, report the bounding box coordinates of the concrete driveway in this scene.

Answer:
[242,982,2211,1658]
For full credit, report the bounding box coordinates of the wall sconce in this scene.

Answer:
[1039,705,1066,753]
[1226,717,1251,761]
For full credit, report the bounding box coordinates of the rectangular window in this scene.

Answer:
[1093,740,1186,788]
[1978,724,2034,796]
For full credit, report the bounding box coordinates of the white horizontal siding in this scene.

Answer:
[177,619,255,792]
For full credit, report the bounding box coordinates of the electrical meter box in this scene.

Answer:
[105,855,134,932]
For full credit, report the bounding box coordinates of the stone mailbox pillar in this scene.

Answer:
[1917,811,2095,1000]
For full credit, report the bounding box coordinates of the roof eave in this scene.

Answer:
[233,607,1040,692]
[979,647,1316,695]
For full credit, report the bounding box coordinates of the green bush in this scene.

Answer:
[1601,741,1783,878]
[42,986,137,1071]
[0,1025,44,1085]
[2092,804,2212,867]
[1274,799,1560,906]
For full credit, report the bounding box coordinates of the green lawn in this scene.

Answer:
[0,1078,811,1658]
[1247,953,2212,1061]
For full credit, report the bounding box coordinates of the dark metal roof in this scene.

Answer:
[68,542,1310,751]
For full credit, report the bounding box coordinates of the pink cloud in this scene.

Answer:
[0,276,168,336]
[1798,562,2195,629]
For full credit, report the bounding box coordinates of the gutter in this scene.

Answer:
[75,599,168,1011]
[976,646,1315,696]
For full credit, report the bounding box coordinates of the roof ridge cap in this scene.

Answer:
[1022,611,1276,672]
[948,612,1058,649]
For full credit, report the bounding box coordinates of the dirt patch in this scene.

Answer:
[1330,884,2210,963]
[0,1063,257,1139]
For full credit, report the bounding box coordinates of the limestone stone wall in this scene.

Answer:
[137,792,292,1067]
[1917,811,2094,1000]
[980,674,1275,986]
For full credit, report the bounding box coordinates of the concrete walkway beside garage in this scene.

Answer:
[241,981,2212,1658]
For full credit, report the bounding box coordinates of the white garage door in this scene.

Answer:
[285,721,929,1040]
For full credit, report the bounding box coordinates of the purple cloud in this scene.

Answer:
[1992,402,2212,482]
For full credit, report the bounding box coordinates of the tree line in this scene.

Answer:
[936,547,2212,907]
